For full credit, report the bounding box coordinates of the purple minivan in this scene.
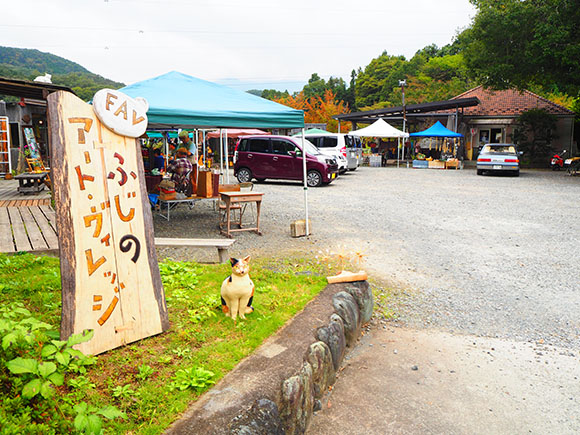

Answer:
[233,135,338,187]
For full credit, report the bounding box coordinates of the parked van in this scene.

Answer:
[234,135,338,187]
[302,133,363,171]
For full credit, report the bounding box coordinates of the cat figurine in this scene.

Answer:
[220,256,254,321]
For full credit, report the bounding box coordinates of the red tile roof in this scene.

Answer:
[452,86,574,116]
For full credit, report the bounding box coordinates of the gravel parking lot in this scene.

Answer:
[155,167,580,349]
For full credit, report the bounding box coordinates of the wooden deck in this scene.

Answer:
[0,178,51,207]
[0,179,57,253]
[0,205,59,253]
[0,198,51,207]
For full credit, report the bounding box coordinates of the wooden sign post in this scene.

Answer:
[48,90,169,355]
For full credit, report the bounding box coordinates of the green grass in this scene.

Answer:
[0,253,333,434]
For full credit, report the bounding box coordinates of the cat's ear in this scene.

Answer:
[230,258,238,267]
[243,255,251,263]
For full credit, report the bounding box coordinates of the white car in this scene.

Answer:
[293,133,348,174]
[301,133,362,171]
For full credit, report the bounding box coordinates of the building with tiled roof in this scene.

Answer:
[449,86,575,160]
[452,86,574,117]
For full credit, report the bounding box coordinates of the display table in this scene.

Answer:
[219,191,263,238]
[156,196,218,221]
[15,172,49,194]
[445,160,460,170]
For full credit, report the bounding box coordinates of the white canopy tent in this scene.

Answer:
[349,118,409,138]
[349,118,409,167]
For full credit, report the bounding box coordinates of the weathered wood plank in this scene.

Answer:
[39,204,57,231]
[48,90,168,355]
[7,207,31,252]
[19,207,49,251]
[48,92,77,341]
[154,237,235,248]
[0,207,15,253]
[154,237,235,263]
[29,206,59,250]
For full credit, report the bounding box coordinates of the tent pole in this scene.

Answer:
[203,129,206,167]
[219,129,223,177]
[302,127,309,236]
[225,129,230,183]
[195,129,199,184]
[164,133,168,171]
[397,137,400,168]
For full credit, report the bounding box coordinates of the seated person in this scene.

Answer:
[167,147,193,195]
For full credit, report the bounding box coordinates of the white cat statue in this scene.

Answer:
[220,256,254,322]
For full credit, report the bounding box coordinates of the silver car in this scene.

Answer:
[477,143,521,177]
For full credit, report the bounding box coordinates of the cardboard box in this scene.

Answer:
[197,170,212,197]
[413,160,429,169]
[290,219,311,237]
[428,160,446,169]
[211,170,220,197]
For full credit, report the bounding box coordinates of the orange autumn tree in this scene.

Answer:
[273,90,350,132]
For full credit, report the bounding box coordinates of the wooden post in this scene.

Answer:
[48,90,169,355]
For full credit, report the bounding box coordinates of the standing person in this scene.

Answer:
[179,130,197,164]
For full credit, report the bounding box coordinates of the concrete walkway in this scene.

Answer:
[308,327,580,434]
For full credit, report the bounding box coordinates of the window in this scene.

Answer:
[247,138,270,153]
[479,129,490,145]
[482,145,515,153]
[321,137,338,148]
[272,139,295,155]
[307,137,322,148]
[237,139,249,152]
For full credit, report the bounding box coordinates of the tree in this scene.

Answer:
[260,89,289,100]
[512,109,557,165]
[273,90,349,132]
[464,0,580,95]
[354,51,427,108]
[302,73,328,99]
[347,69,357,111]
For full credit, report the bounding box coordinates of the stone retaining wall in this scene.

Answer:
[167,280,373,435]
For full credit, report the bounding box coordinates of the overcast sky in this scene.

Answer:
[2,0,476,92]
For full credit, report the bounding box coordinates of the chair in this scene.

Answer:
[26,158,51,188]
[238,181,255,221]
[218,183,241,228]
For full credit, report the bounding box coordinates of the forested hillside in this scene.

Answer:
[258,0,580,126]
[258,40,476,114]
[0,46,124,101]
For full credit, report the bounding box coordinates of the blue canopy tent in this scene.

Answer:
[410,121,463,160]
[119,71,312,234]
[409,121,463,138]
[120,71,304,129]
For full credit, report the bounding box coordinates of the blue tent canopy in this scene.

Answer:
[119,71,304,129]
[409,121,463,138]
